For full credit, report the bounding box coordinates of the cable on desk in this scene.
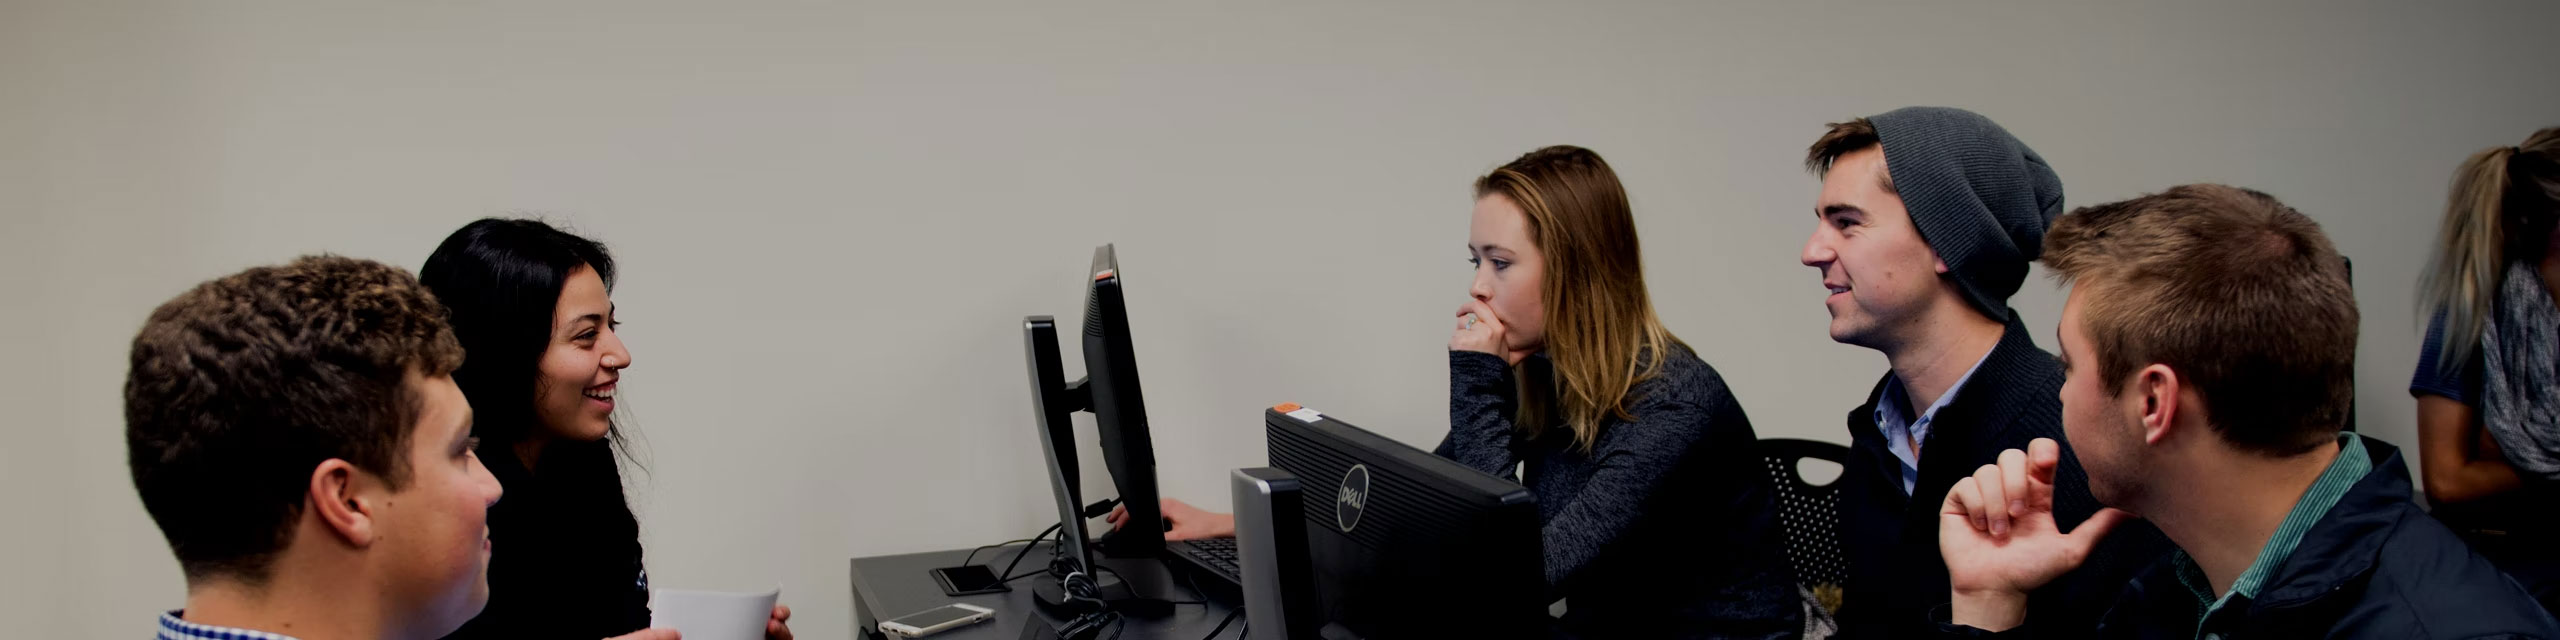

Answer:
[996,522,1064,581]
[1173,563,1212,603]
[1002,528,1061,583]
[1200,609,1242,640]
[959,537,1043,568]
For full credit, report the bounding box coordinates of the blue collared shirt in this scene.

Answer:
[156,611,301,640]
[1874,349,1993,496]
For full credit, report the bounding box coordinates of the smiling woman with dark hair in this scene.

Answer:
[423,218,792,640]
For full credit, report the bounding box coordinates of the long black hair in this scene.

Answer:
[421,217,637,454]
[420,218,652,638]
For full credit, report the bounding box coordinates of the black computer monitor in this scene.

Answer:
[1262,407,1548,638]
[1081,245,1164,558]
[1019,244,1166,563]
[1022,316,1100,584]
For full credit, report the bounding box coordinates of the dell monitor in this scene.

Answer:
[1262,406,1548,639]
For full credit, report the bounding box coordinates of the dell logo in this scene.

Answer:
[1336,464,1371,533]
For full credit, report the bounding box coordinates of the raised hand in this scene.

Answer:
[1939,438,2135,631]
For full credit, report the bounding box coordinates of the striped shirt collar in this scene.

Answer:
[157,611,302,640]
[2172,431,2373,639]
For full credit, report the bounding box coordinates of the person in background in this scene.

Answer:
[1795,107,2169,637]
[424,218,789,640]
[2412,126,2560,614]
[1936,184,2558,637]
[125,255,505,640]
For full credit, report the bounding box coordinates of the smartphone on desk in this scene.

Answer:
[880,603,996,637]
[931,564,1010,596]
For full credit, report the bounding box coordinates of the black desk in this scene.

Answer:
[850,542,1243,640]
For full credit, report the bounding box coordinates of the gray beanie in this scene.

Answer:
[1867,106,2065,322]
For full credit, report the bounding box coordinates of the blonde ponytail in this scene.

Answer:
[2421,145,2517,374]
[2423,128,2560,374]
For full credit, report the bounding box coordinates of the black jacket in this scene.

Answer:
[1833,315,2172,637]
[1439,348,1802,639]
[443,440,652,640]
[1937,437,2560,639]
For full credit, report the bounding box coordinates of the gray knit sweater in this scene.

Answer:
[1437,348,1803,639]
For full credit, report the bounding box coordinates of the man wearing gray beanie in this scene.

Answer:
[1796,106,2169,638]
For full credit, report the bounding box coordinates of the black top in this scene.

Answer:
[1437,347,1803,639]
[1932,438,2560,639]
[1832,314,2173,638]
[442,440,651,640]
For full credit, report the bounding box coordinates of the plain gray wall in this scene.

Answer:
[5,1,2555,638]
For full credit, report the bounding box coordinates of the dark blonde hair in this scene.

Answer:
[2420,127,2560,374]
[2044,184,2356,456]
[1476,146,1683,453]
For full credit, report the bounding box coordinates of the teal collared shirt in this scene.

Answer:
[2170,432,2372,640]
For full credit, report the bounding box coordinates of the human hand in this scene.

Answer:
[1939,438,2134,631]
[1105,497,1236,540]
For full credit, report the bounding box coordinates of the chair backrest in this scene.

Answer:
[2343,254,2356,432]
[1758,438,1851,593]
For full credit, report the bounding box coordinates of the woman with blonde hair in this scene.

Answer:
[1124,146,1802,637]
[2413,126,2560,614]
[1440,145,1800,638]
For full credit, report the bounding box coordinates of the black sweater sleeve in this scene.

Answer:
[1437,350,1741,590]
[1436,350,1524,481]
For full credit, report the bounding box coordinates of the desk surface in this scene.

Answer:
[850,542,1243,640]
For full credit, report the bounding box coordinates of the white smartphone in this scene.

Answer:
[878,603,996,638]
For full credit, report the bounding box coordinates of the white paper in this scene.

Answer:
[649,586,780,640]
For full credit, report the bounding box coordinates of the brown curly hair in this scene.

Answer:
[124,254,465,584]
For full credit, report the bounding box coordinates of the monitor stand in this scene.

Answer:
[1030,571,1132,617]
[1091,525,1165,559]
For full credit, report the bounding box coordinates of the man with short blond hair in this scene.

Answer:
[1937,184,2560,637]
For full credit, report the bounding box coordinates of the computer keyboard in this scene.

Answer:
[1174,538,1240,578]
[1166,538,1243,602]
